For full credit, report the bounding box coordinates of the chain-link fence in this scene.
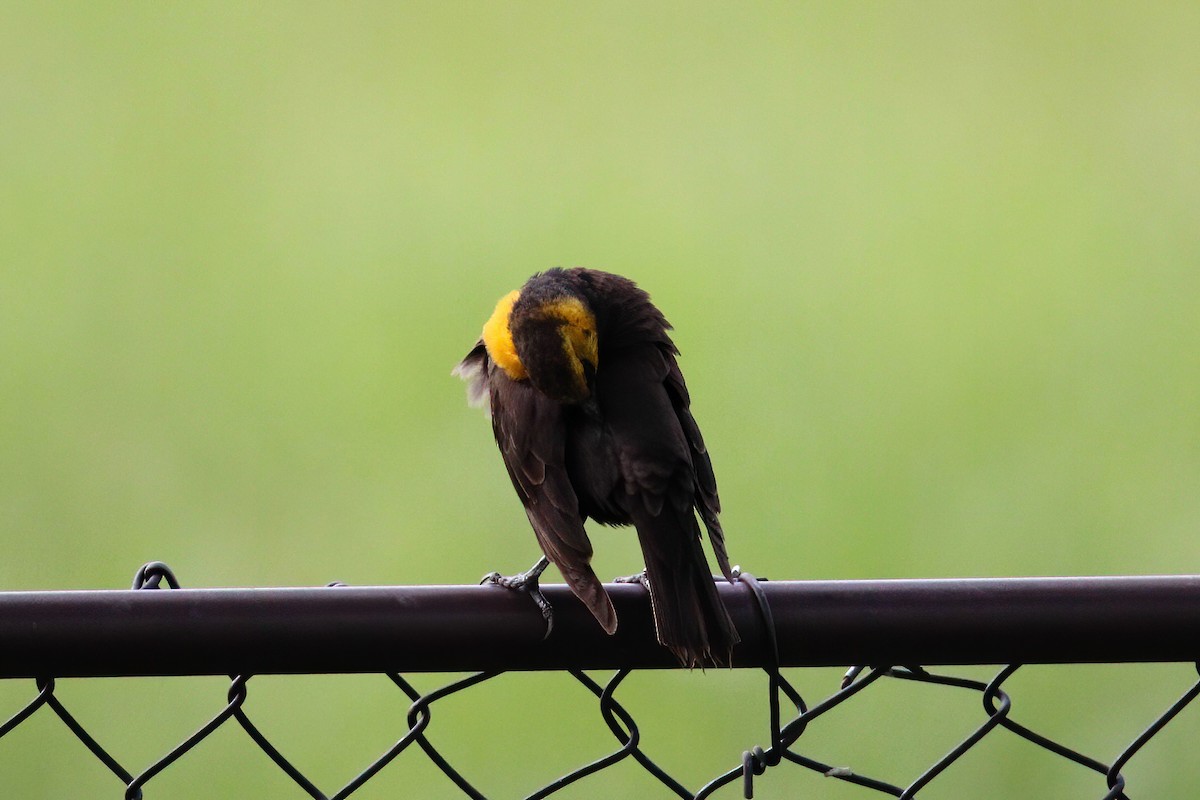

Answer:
[2,562,1199,799]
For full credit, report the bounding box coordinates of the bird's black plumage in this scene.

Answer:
[455,268,738,666]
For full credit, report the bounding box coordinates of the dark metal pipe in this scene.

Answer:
[0,576,1197,677]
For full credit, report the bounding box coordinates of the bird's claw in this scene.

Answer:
[531,588,554,639]
[479,570,507,587]
[481,559,554,640]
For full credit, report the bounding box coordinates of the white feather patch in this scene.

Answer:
[451,358,491,414]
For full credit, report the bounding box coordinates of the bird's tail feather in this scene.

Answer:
[632,509,739,667]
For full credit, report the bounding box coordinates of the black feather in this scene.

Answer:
[456,268,737,664]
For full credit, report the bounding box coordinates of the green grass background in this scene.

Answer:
[2,2,1199,798]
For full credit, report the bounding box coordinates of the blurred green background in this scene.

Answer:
[2,2,1199,798]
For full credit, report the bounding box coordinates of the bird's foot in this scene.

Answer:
[613,569,648,586]
[481,556,554,639]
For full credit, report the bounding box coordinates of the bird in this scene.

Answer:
[453,267,739,667]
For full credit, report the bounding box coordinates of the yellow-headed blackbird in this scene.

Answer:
[454,268,738,667]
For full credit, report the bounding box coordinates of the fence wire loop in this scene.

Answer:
[732,571,789,798]
[2,561,1199,798]
[131,561,180,591]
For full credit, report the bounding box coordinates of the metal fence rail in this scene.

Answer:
[6,570,1200,676]
[1,563,1199,799]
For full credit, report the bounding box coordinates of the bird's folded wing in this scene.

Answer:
[490,369,617,633]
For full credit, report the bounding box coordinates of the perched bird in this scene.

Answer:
[454,267,739,667]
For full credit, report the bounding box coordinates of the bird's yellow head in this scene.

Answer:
[481,287,599,403]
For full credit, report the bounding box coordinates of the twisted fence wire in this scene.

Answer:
[1,562,1198,799]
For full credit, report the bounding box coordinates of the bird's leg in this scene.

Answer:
[481,555,554,639]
